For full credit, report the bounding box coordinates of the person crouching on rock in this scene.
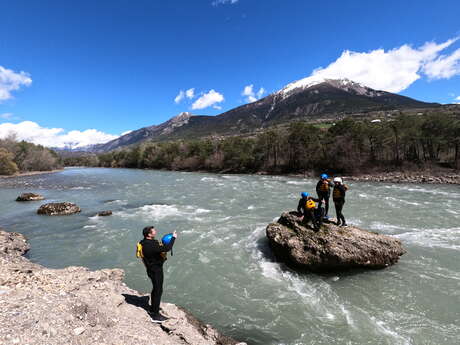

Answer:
[297,192,322,231]
[316,173,334,220]
[140,226,177,323]
[332,177,349,227]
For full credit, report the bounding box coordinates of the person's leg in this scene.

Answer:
[317,192,323,209]
[324,196,330,217]
[340,200,346,225]
[148,266,164,315]
[334,201,341,225]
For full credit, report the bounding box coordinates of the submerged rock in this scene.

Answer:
[15,193,45,201]
[0,228,246,345]
[266,211,405,272]
[37,202,81,216]
[97,210,112,216]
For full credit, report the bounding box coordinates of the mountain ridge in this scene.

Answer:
[90,78,439,152]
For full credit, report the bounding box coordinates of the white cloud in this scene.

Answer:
[423,48,460,79]
[456,96,460,101]
[191,89,224,110]
[212,0,239,6]
[0,121,119,149]
[0,66,32,102]
[185,88,195,99]
[174,90,185,104]
[174,88,196,104]
[242,84,266,103]
[285,37,460,94]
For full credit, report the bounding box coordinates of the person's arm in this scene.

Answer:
[297,198,303,213]
[316,181,321,193]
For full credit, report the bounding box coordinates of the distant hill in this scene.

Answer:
[91,78,439,152]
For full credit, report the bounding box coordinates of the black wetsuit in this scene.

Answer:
[140,237,175,315]
[316,179,333,216]
[333,184,348,225]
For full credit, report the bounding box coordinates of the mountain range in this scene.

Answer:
[90,78,439,152]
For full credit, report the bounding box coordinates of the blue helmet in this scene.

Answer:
[321,173,328,179]
[161,233,174,246]
[301,192,309,198]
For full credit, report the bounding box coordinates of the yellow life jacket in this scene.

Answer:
[319,181,330,192]
[136,242,167,261]
[306,199,316,209]
[136,242,144,259]
[333,187,344,199]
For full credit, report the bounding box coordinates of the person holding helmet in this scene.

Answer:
[140,226,177,323]
[332,177,349,227]
[316,173,333,219]
[297,192,322,231]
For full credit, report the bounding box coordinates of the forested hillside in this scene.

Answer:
[63,114,460,174]
[0,135,62,175]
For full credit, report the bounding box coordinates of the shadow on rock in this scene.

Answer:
[121,294,150,312]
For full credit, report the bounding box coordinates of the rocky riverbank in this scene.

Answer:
[0,169,64,179]
[0,229,245,345]
[342,171,460,185]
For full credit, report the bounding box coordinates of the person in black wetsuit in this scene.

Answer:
[316,173,334,219]
[140,226,177,323]
[332,177,349,227]
[297,192,322,231]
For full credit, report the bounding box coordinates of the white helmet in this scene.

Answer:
[333,177,343,183]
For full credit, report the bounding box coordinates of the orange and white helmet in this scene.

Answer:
[333,177,343,183]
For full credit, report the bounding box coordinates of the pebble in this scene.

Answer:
[73,327,86,336]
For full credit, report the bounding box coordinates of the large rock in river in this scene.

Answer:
[16,193,45,201]
[37,202,81,216]
[266,211,405,272]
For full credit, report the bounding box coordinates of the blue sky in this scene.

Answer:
[1,0,459,147]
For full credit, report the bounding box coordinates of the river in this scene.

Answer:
[0,167,459,345]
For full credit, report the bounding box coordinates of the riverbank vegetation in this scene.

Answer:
[0,135,62,175]
[63,114,460,174]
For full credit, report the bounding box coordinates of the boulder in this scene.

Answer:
[0,229,30,256]
[37,202,81,216]
[266,211,405,272]
[97,210,112,217]
[16,193,45,201]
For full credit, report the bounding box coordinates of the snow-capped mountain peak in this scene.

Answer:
[279,77,384,98]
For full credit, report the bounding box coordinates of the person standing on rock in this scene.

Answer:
[140,226,177,323]
[332,177,349,227]
[316,173,333,219]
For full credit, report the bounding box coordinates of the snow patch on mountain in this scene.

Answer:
[279,77,385,98]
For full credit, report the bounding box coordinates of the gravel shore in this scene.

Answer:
[0,229,245,345]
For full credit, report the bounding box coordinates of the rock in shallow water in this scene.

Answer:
[15,193,44,201]
[97,210,112,216]
[266,211,405,272]
[37,202,81,216]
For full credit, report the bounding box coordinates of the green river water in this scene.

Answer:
[0,168,459,345]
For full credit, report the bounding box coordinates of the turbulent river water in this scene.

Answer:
[0,168,459,345]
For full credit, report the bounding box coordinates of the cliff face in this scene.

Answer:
[0,229,245,345]
[266,212,405,272]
